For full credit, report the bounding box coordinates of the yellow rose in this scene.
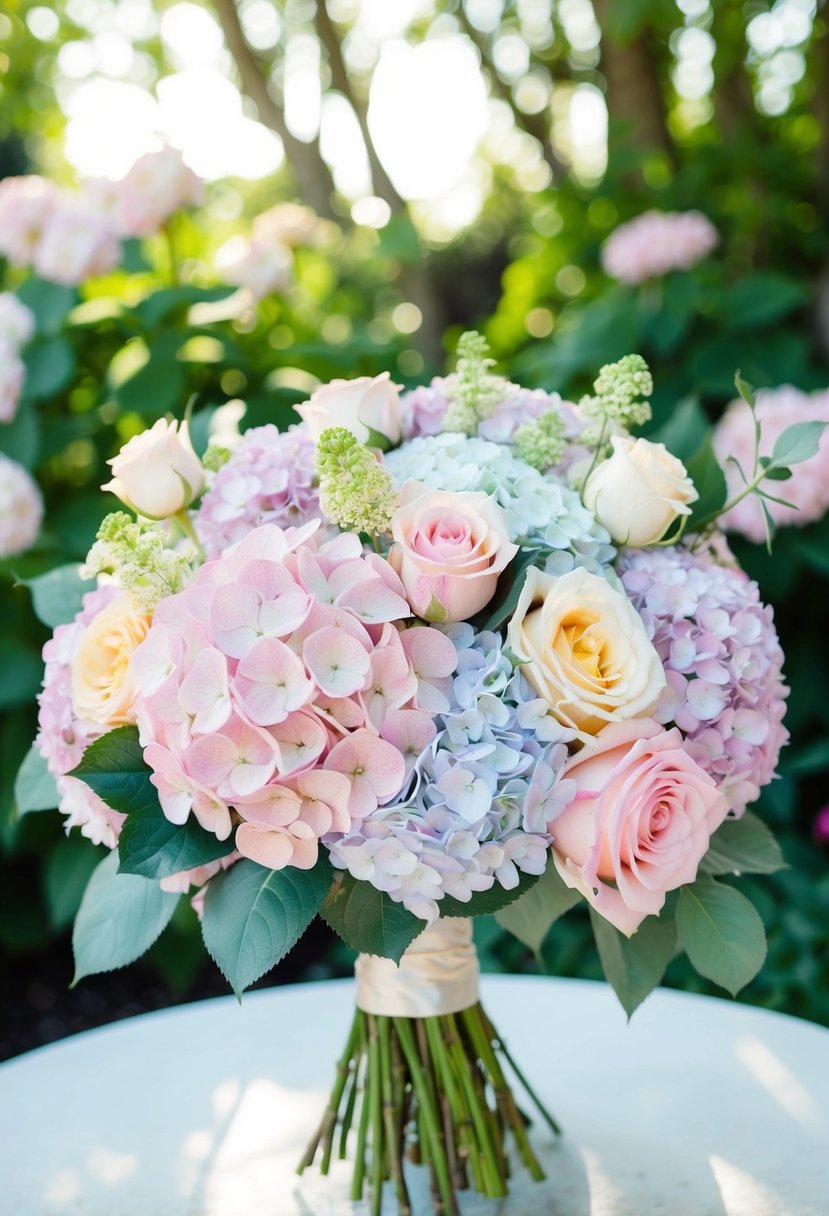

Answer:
[506,566,666,737]
[71,594,152,727]
[583,435,698,546]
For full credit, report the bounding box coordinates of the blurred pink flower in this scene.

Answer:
[813,805,829,845]
[117,146,203,238]
[34,196,121,285]
[601,210,718,284]
[0,175,59,266]
[0,344,25,423]
[0,453,42,557]
[714,385,829,543]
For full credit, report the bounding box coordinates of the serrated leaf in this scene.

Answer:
[203,857,332,994]
[700,811,786,877]
[440,869,542,919]
[70,725,158,816]
[768,420,827,469]
[495,864,581,955]
[19,563,94,628]
[321,872,422,962]
[14,745,59,814]
[118,804,236,880]
[73,851,179,983]
[590,909,677,1018]
[677,877,766,996]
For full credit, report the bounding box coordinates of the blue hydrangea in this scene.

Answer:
[327,626,577,922]
[384,432,614,572]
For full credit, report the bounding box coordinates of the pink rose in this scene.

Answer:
[552,718,728,935]
[117,147,203,238]
[388,482,517,622]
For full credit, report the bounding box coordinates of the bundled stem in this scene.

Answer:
[298,1001,559,1213]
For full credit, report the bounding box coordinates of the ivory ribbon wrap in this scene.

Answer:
[355,917,480,1018]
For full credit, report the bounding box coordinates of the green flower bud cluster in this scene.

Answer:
[202,443,233,473]
[513,409,567,472]
[82,511,196,612]
[316,426,398,537]
[442,331,507,435]
[581,354,653,431]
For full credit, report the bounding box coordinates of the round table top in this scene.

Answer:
[2,975,828,1216]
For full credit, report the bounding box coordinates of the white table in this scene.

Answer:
[2,976,828,1216]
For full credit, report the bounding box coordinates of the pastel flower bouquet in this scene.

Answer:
[26,333,820,1214]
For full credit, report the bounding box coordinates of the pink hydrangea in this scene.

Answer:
[36,586,126,848]
[0,176,59,267]
[132,522,458,872]
[0,344,25,423]
[601,210,718,284]
[0,292,35,348]
[0,454,43,557]
[34,196,121,285]
[621,544,789,815]
[195,426,322,558]
[117,147,203,238]
[714,385,829,543]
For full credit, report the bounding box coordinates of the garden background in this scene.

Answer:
[2,0,828,1059]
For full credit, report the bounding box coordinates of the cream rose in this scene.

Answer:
[552,719,728,935]
[103,418,205,519]
[583,435,698,546]
[71,594,152,726]
[389,482,517,622]
[506,565,665,736]
[296,372,403,447]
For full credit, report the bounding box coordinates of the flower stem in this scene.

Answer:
[479,1004,562,1136]
[172,509,205,562]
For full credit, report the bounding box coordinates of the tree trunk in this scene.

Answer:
[211,0,338,220]
[593,0,675,166]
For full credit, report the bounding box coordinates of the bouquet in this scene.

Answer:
[27,334,812,1214]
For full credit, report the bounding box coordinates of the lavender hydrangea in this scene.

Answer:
[195,425,321,557]
[620,544,789,815]
[384,432,614,572]
[328,626,576,922]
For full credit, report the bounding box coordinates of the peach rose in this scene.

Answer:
[506,565,665,737]
[71,594,152,726]
[388,482,517,622]
[296,372,403,448]
[583,436,698,546]
[103,418,205,519]
[552,718,728,935]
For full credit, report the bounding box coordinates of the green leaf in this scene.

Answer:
[734,371,757,407]
[677,877,767,996]
[44,834,101,929]
[321,872,422,962]
[685,435,728,530]
[722,273,806,331]
[0,401,40,468]
[476,548,544,632]
[768,421,827,469]
[17,277,78,335]
[23,336,76,399]
[133,285,236,329]
[440,868,542,918]
[0,640,44,708]
[18,563,94,628]
[70,725,158,816]
[495,864,581,955]
[72,850,179,983]
[649,396,708,463]
[203,857,333,995]
[590,910,677,1018]
[14,745,58,814]
[118,804,236,880]
[116,331,186,419]
[701,811,787,877]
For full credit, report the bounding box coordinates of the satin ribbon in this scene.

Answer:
[355,917,479,1017]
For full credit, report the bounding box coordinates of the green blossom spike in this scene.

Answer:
[316,427,398,537]
[581,354,653,431]
[203,443,233,473]
[514,409,567,472]
[82,511,196,611]
[442,331,507,435]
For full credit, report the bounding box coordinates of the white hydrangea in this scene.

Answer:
[385,432,614,567]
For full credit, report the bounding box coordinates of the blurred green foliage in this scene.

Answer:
[2,0,829,1027]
